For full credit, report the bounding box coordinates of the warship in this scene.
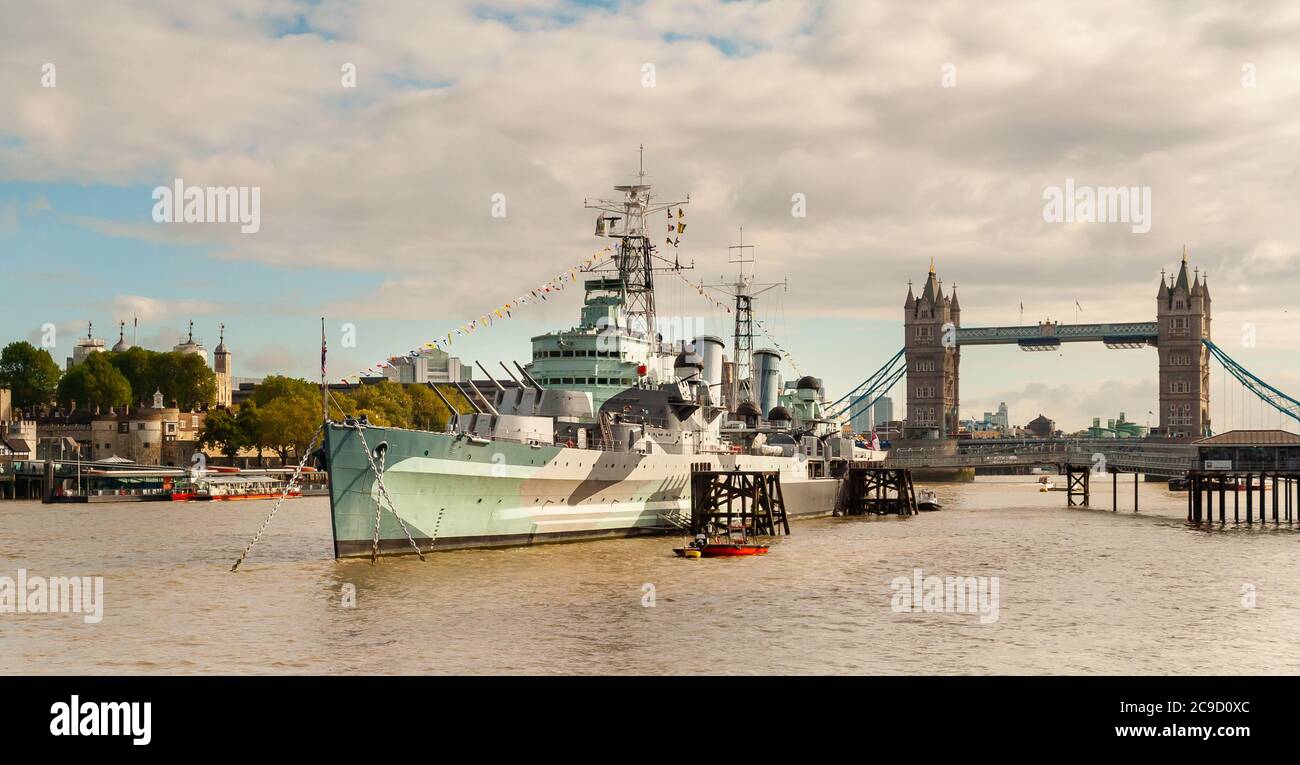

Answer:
[323,170,885,556]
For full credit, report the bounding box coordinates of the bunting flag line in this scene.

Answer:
[340,245,613,383]
[671,269,733,314]
[342,208,693,384]
[664,207,686,255]
[753,319,804,376]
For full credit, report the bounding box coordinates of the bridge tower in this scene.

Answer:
[1155,249,1211,439]
[903,261,960,440]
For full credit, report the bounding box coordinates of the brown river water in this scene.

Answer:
[2,476,1299,675]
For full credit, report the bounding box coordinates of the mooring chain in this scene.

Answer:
[230,422,326,572]
[352,425,427,562]
[368,443,386,562]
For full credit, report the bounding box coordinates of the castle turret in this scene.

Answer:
[173,320,209,365]
[1156,247,1211,438]
[111,320,133,353]
[214,323,232,407]
[67,321,107,370]
[903,260,960,440]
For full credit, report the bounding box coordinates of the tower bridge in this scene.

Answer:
[824,248,1300,497]
[821,250,1300,519]
[899,251,1211,443]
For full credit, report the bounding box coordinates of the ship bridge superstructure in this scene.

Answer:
[525,152,691,409]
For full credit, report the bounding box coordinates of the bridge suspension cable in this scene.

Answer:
[843,363,906,427]
[1203,339,1300,425]
[826,347,906,422]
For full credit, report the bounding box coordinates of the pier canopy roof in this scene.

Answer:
[1195,430,1300,446]
[1195,430,1300,472]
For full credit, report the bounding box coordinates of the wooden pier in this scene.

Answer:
[1057,466,1149,513]
[1186,471,1300,525]
[689,468,790,536]
[1064,464,1090,507]
[837,466,918,516]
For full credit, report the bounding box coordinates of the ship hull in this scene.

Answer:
[325,423,848,558]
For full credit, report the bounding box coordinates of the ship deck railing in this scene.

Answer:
[455,431,746,457]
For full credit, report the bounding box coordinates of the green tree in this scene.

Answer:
[198,408,248,460]
[255,395,320,464]
[408,383,461,430]
[57,353,131,410]
[107,347,155,403]
[0,341,61,408]
[150,352,216,409]
[252,376,318,408]
[107,348,216,408]
[347,381,413,427]
[235,402,265,465]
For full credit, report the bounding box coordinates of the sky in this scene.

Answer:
[1,0,1298,432]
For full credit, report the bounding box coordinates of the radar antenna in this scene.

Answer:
[702,226,786,402]
[583,145,692,344]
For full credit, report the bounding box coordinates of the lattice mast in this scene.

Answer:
[584,145,691,342]
[704,226,786,401]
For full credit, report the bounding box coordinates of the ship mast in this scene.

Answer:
[584,145,690,344]
[704,226,786,402]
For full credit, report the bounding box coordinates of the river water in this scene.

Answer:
[2,476,1298,675]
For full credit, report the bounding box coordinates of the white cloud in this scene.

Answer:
[4,1,1300,428]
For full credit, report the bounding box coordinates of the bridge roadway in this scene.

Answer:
[883,438,1197,477]
[955,322,1157,347]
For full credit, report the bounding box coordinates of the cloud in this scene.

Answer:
[109,295,223,325]
[0,192,53,235]
[245,343,312,375]
[4,1,1300,428]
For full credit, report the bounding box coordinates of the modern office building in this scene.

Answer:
[382,347,471,384]
[873,396,894,428]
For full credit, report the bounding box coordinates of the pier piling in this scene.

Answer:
[837,467,917,516]
[1065,465,1089,507]
[689,469,790,537]
[1187,470,1300,527]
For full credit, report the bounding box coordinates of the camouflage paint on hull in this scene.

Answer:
[325,423,844,558]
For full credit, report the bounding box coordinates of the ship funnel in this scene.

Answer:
[693,336,724,393]
[753,348,781,419]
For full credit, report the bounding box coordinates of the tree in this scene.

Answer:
[235,402,266,465]
[0,341,61,408]
[107,347,154,403]
[252,376,318,408]
[148,351,216,409]
[107,348,216,408]
[57,353,131,410]
[255,395,320,464]
[347,381,413,427]
[198,408,248,460]
[407,383,462,431]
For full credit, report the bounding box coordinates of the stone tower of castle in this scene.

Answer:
[214,323,233,408]
[903,262,960,440]
[1156,250,1211,439]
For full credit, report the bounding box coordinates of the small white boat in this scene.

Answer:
[1037,476,1055,492]
[917,488,942,511]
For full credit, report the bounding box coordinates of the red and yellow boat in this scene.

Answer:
[674,543,769,558]
[674,529,770,558]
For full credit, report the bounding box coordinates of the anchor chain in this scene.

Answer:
[353,425,427,562]
[368,446,386,562]
[230,422,326,572]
